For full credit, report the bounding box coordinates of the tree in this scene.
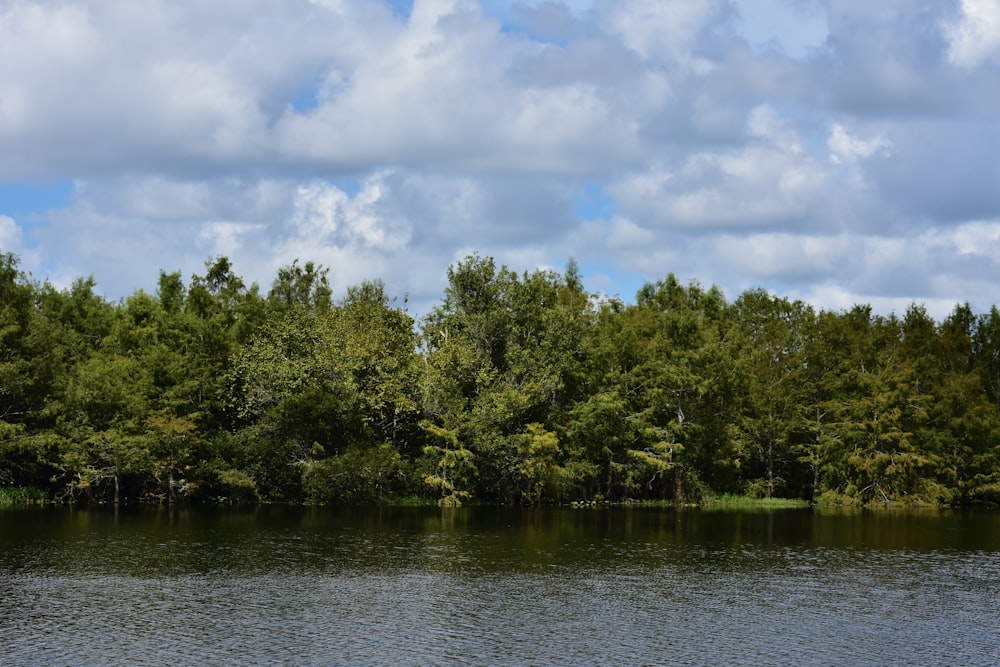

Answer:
[817,312,948,505]
[323,280,421,453]
[633,275,733,499]
[0,253,38,424]
[55,353,154,503]
[515,422,566,503]
[146,414,199,503]
[227,309,349,499]
[267,259,332,314]
[420,255,594,502]
[421,421,476,506]
[725,289,813,498]
[3,246,1000,507]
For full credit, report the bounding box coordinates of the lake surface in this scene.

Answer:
[2,505,999,666]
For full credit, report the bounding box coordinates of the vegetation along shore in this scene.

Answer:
[2,251,999,507]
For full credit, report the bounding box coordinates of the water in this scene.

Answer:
[2,506,998,666]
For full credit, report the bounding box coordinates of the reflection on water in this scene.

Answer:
[2,506,999,665]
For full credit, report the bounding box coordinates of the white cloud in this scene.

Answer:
[198,222,265,259]
[273,1,513,167]
[731,223,1000,319]
[828,124,893,164]
[0,214,27,266]
[731,0,829,59]
[0,215,44,277]
[713,232,853,280]
[26,165,585,313]
[604,215,656,249]
[950,220,1000,254]
[0,0,997,321]
[599,0,725,67]
[287,174,412,253]
[0,0,398,177]
[747,105,803,150]
[944,0,1000,67]
[611,106,830,229]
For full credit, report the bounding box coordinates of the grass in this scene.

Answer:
[0,486,48,505]
[701,493,810,509]
[565,495,810,510]
[377,495,439,507]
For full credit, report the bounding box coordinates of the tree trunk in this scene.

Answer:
[812,463,820,503]
[766,442,774,498]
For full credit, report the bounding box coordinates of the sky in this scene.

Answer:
[1,0,998,320]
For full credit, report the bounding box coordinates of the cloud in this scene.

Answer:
[827,124,892,164]
[0,0,997,323]
[273,2,661,176]
[23,167,583,315]
[866,120,1000,224]
[0,214,23,255]
[508,1,581,42]
[944,0,1000,67]
[713,232,854,283]
[731,0,829,59]
[287,177,410,252]
[198,222,266,261]
[603,216,657,249]
[821,0,993,115]
[0,215,44,275]
[0,0,400,177]
[599,0,727,67]
[610,106,830,231]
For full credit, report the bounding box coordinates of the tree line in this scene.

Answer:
[2,250,999,506]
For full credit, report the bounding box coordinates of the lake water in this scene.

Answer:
[2,505,999,666]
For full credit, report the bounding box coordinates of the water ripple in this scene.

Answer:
[3,507,1000,665]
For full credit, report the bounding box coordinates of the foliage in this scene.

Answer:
[421,422,476,506]
[701,493,810,509]
[0,485,47,504]
[1,250,998,506]
[303,443,405,504]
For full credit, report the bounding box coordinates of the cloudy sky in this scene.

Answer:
[1,0,998,319]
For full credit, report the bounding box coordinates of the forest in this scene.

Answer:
[2,250,999,507]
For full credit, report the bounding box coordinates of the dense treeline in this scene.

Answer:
[2,250,999,506]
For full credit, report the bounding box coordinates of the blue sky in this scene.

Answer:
[1,0,998,319]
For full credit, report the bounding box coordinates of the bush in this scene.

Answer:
[0,486,47,504]
[303,443,405,504]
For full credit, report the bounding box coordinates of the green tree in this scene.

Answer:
[515,422,566,503]
[227,309,349,499]
[55,353,154,502]
[0,253,39,425]
[323,280,421,452]
[727,289,813,498]
[420,256,593,502]
[818,312,945,505]
[421,421,476,506]
[267,259,332,314]
[633,275,733,499]
[146,414,199,503]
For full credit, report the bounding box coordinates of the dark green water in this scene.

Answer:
[2,505,998,665]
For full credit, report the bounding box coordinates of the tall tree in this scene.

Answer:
[420,255,593,502]
[727,289,812,498]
